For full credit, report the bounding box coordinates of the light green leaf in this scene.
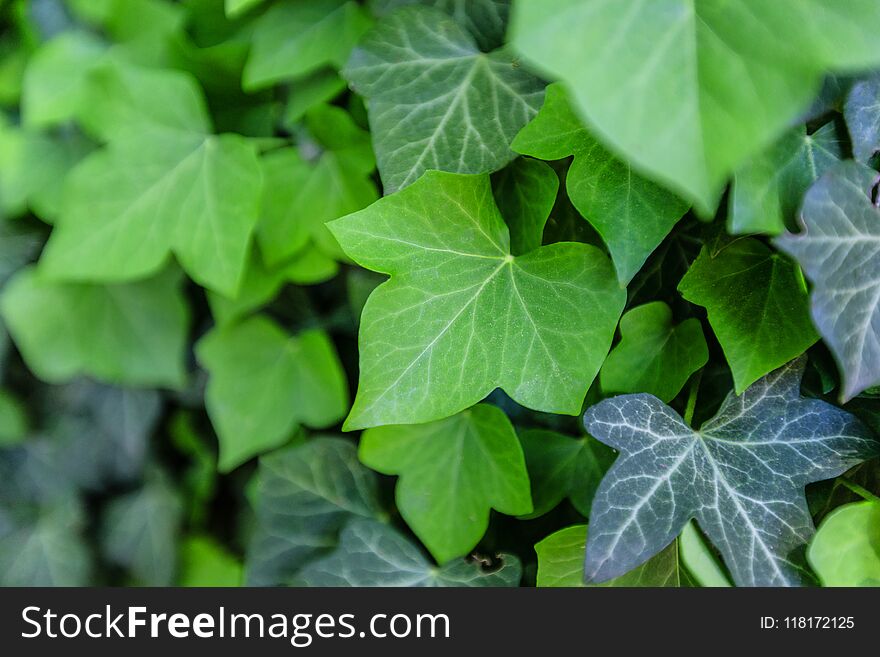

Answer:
[243,0,372,90]
[179,535,243,587]
[297,518,522,587]
[511,0,880,214]
[679,521,732,587]
[197,316,349,472]
[100,473,183,586]
[246,437,382,586]
[678,239,817,393]
[66,0,185,44]
[600,301,708,402]
[39,129,262,297]
[257,109,377,266]
[729,123,843,235]
[512,83,687,283]
[329,171,625,428]
[344,5,544,192]
[491,157,558,255]
[282,69,346,126]
[809,500,880,586]
[21,31,105,128]
[360,404,531,563]
[519,428,614,518]
[0,266,189,387]
[535,525,683,587]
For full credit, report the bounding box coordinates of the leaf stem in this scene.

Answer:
[839,478,880,503]
[683,369,703,428]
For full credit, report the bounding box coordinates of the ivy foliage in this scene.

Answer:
[0,0,879,589]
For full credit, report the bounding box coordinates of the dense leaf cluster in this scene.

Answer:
[0,0,879,587]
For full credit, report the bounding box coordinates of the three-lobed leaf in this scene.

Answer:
[360,403,531,563]
[329,170,625,429]
[583,358,878,586]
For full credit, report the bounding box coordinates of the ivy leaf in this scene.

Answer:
[511,0,880,214]
[369,0,511,52]
[844,76,880,162]
[225,0,265,19]
[282,70,347,126]
[583,358,879,586]
[257,109,377,267]
[296,518,522,587]
[100,473,182,586]
[0,498,92,586]
[491,157,558,255]
[0,391,27,445]
[245,438,382,586]
[196,316,349,473]
[730,124,843,236]
[807,500,880,586]
[512,83,687,283]
[38,62,263,297]
[343,5,544,192]
[679,239,817,393]
[534,525,684,587]
[329,170,625,429]
[600,301,708,402]
[0,267,189,388]
[360,403,531,563]
[518,428,614,518]
[243,0,372,90]
[21,31,105,128]
[775,161,880,400]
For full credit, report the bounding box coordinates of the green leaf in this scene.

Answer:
[257,113,377,267]
[0,123,93,222]
[808,500,880,586]
[518,428,613,518]
[729,123,843,235]
[583,357,879,586]
[39,130,262,297]
[281,69,346,126]
[600,301,708,402]
[76,59,211,142]
[0,266,189,387]
[179,535,243,587]
[369,0,511,52]
[0,498,92,586]
[207,247,338,326]
[679,521,732,587]
[297,518,522,586]
[776,161,880,400]
[100,473,183,586]
[67,0,185,45]
[344,5,544,192]
[243,0,372,90]
[844,75,880,162]
[511,0,880,214]
[491,157,558,255]
[512,83,687,283]
[360,403,531,563]
[679,239,817,393]
[534,525,683,587]
[245,437,382,586]
[197,315,349,473]
[0,390,27,445]
[329,170,625,428]
[21,31,105,128]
